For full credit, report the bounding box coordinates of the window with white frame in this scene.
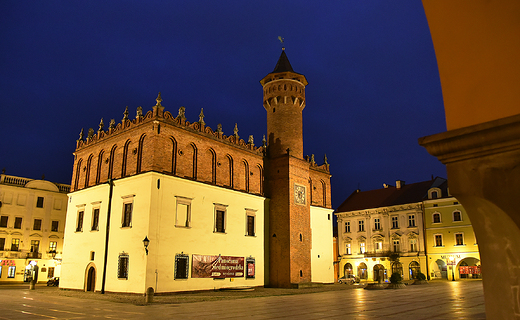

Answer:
[393,240,400,252]
[374,218,381,230]
[36,196,44,208]
[175,197,192,228]
[408,214,416,227]
[214,204,227,233]
[358,220,365,232]
[91,208,100,231]
[122,202,133,228]
[345,221,350,233]
[33,219,42,231]
[246,209,256,236]
[76,210,84,232]
[434,234,443,247]
[374,241,382,251]
[8,266,16,278]
[453,211,462,222]
[11,238,20,251]
[345,243,351,255]
[410,239,417,252]
[455,233,464,246]
[51,220,59,232]
[359,242,366,253]
[391,216,399,229]
[49,241,57,251]
[433,213,441,224]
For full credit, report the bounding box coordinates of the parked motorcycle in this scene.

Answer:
[46,277,59,287]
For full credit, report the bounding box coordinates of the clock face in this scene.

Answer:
[294,184,306,205]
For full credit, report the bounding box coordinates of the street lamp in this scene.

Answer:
[143,236,150,255]
[449,256,455,281]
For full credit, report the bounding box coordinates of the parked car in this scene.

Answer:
[47,277,59,287]
[338,274,360,284]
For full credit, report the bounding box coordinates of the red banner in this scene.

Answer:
[191,255,244,278]
[459,266,481,274]
[0,260,15,266]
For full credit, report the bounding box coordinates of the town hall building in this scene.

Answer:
[60,50,334,294]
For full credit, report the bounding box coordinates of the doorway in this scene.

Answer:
[86,266,96,291]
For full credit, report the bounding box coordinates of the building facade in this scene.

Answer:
[60,50,334,294]
[335,179,444,282]
[424,184,481,280]
[0,174,69,283]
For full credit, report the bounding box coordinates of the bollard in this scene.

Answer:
[145,287,154,303]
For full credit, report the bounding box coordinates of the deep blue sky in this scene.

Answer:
[0,1,446,208]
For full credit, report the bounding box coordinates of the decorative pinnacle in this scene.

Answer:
[109,119,115,129]
[324,154,328,165]
[78,128,84,141]
[262,135,266,148]
[178,106,186,120]
[98,118,104,132]
[310,154,315,164]
[248,135,254,146]
[217,123,223,133]
[156,92,163,107]
[234,123,239,136]
[199,108,205,125]
[136,106,143,118]
[123,106,129,121]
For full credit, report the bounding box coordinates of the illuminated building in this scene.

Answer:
[335,179,436,282]
[0,173,69,283]
[60,50,334,293]
[423,181,480,280]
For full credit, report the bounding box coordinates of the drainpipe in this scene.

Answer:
[421,202,430,280]
[101,178,114,294]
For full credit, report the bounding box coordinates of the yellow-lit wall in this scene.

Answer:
[424,197,480,280]
[310,206,334,283]
[422,0,520,130]
[61,172,267,293]
[0,178,67,283]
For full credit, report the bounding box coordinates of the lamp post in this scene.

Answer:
[143,236,150,255]
[449,256,456,281]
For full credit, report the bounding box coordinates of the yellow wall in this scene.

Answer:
[422,0,520,130]
[61,172,267,293]
[310,206,334,283]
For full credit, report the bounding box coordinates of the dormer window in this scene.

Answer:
[428,188,442,199]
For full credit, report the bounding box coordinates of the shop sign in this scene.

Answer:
[246,257,255,279]
[459,266,481,274]
[0,260,15,266]
[191,255,244,278]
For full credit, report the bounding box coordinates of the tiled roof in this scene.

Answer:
[272,50,294,73]
[335,177,447,212]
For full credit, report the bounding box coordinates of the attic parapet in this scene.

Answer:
[304,153,330,173]
[75,93,265,155]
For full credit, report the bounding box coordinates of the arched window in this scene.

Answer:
[409,261,420,279]
[391,262,403,277]
[190,143,198,179]
[95,150,104,184]
[373,264,386,282]
[170,137,177,175]
[136,135,146,174]
[358,262,367,279]
[85,155,93,188]
[344,263,353,276]
[453,210,462,222]
[121,140,131,177]
[433,212,441,223]
[74,158,83,191]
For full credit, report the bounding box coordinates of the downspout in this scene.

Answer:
[101,178,114,294]
[421,202,430,280]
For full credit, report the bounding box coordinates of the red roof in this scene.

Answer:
[335,177,447,212]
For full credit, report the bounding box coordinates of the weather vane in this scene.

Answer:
[278,36,285,50]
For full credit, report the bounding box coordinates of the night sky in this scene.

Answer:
[0,1,446,208]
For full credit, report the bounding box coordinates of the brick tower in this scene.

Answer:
[261,49,312,287]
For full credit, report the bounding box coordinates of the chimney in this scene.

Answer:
[396,180,405,189]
